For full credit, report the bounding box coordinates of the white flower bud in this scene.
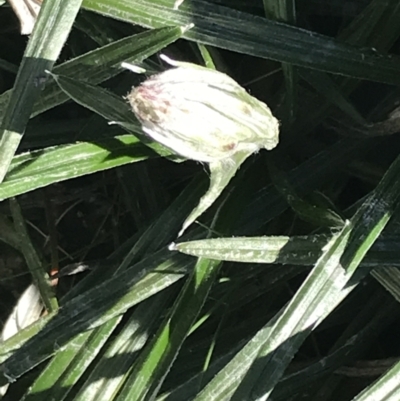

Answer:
[126,55,279,163]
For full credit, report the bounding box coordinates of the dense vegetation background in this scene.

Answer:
[1,1,400,400]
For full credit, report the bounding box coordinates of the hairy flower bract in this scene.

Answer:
[126,56,279,162]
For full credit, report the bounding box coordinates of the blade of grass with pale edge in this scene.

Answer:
[173,235,400,268]
[82,0,400,85]
[0,26,188,122]
[0,26,187,201]
[189,145,400,400]
[0,0,83,182]
[0,175,209,384]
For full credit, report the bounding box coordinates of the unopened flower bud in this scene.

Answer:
[125,55,279,162]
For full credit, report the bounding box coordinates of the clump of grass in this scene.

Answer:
[1,1,400,401]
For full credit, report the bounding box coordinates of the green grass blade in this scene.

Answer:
[9,198,58,312]
[0,135,153,201]
[116,257,221,401]
[0,174,209,384]
[192,149,400,400]
[372,267,400,302]
[351,360,400,401]
[0,25,187,123]
[239,138,371,233]
[82,0,400,85]
[263,0,297,122]
[49,74,173,157]
[0,251,191,385]
[74,290,174,401]
[0,0,83,182]
[173,235,400,268]
[21,318,121,401]
[0,174,207,382]
[0,24,188,200]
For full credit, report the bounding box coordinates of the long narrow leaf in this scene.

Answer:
[0,0,83,182]
[0,25,189,122]
[194,148,400,400]
[116,258,220,401]
[173,235,400,267]
[83,0,400,85]
[0,135,153,201]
